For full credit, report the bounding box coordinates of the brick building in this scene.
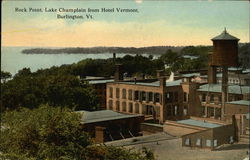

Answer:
[78,110,144,143]
[106,69,202,124]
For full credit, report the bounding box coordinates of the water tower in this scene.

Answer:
[208,28,240,118]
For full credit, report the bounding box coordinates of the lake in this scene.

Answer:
[1,47,160,76]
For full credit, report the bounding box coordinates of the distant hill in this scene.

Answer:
[21,46,183,55]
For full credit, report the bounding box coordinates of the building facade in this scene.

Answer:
[106,71,202,123]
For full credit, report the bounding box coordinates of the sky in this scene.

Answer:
[2,0,249,47]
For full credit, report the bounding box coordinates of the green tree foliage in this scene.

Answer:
[1,71,12,82]
[116,55,164,77]
[0,105,92,160]
[159,49,183,72]
[83,145,154,160]
[1,68,99,111]
[239,43,250,68]
[0,105,154,160]
[160,47,210,72]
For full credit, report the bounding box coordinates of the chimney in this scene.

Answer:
[157,70,165,79]
[157,70,166,123]
[208,52,217,84]
[113,53,116,63]
[157,70,166,88]
[114,64,123,82]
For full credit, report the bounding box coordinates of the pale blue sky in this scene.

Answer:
[2,0,249,47]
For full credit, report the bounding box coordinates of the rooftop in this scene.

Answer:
[88,79,114,84]
[180,73,200,78]
[197,84,250,94]
[226,100,250,106]
[76,110,142,124]
[116,79,182,87]
[177,119,222,128]
[212,29,240,41]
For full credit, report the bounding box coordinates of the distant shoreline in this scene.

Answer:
[20,43,248,55]
[21,46,184,55]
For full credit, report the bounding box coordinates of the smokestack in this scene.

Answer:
[157,70,165,79]
[157,70,166,123]
[208,52,217,84]
[114,64,123,82]
[113,53,116,63]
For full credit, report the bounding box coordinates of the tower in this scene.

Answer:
[209,28,240,118]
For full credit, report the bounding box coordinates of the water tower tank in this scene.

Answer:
[211,29,240,67]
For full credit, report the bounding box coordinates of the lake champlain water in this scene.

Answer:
[1,47,160,76]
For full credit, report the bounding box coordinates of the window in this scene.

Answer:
[213,140,218,147]
[109,100,113,109]
[167,105,171,116]
[134,91,139,100]
[218,95,222,104]
[109,87,113,98]
[183,92,188,102]
[122,102,126,112]
[174,105,178,116]
[185,138,190,146]
[196,138,201,146]
[148,92,153,102]
[142,91,146,101]
[128,89,132,100]
[129,103,133,113]
[229,136,234,144]
[206,140,211,147]
[155,93,160,103]
[166,92,173,103]
[210,94,214,103]
[174,92,178,102]
[116,88,120,98]
[135,103,139,113]
[116,101,120,111]
[122,89,126,99]
[183,105,188,116]
[202,94,206,102]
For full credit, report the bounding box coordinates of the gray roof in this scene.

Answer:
[177,119,222,128]
[77,110,142,124]
[88,79,114,84]
[197,84,250,94]
[182,55,199,60]
[116,79,182,87]
[181,73,200,78]
[212,29,239,41]
[226,100,250,106]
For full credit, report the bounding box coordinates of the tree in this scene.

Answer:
[1,71,12,82]
[0,105,92,159]
[0,105,155,160]
[1,73,99,111]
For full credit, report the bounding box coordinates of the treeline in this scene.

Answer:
[21,46,183,55]
[1,67,99,111]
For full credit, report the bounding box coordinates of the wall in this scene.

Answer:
[224,103,250,123]
[106,81,185,123]
[182,129,213,149]
[213,124,235,146]
[140,123,163,134]
[182,124,234,150]
[82,116,144,143]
